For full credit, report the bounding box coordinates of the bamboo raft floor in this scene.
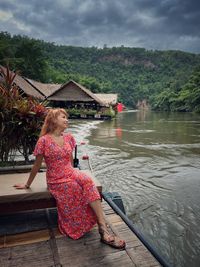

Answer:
[0,201,160,267]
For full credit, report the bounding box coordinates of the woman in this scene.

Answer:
[14,108,125,249]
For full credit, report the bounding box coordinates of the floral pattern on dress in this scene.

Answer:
[33,133,100,239]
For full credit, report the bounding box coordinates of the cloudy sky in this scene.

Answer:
[0,0,200,53]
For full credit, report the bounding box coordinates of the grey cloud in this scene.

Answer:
[0,0,200,52]
[137,0,200,35]
[0,0,15,10]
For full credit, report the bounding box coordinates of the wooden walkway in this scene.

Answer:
[0,201,160,267]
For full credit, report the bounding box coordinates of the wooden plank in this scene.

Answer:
[59,250,135,267]
[56,235,135,267]
[102,202,161,267]
[0,236,5,248]
[0,198,56,214]
[0,200,161,267]
[45,209,61,267]
[1,230,50,248]
[126,247,161,267]
[0,208,57,235]
[0,241,54,267]
[105,213,123,224]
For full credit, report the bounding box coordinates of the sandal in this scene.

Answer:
[99,225,126,249]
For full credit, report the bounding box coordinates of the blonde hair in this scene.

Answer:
[40,108,68,137]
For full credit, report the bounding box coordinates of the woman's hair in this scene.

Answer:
[40,108,68,137]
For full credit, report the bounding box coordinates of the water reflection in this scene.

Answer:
[70,111,200,267]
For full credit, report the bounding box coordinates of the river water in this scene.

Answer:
[69,110,200,267]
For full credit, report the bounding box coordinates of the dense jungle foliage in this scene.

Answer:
[0,31,200,112]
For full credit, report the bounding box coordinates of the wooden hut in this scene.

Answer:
[46,80,117,119]
[47,80,103,107]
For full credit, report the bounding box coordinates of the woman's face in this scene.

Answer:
[56,113,68,130]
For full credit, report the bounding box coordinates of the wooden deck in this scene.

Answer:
[0,201,160,267]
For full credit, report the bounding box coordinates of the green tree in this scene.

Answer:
[1,31,200,110]
[179,69,200,112]
[15,39,48,82]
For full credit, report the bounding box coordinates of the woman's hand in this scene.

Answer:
[13,184,29,189]
[13,155,43,190]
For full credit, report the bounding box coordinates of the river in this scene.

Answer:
[69,110,200,267]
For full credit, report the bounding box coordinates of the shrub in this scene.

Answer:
[0,66,46,164]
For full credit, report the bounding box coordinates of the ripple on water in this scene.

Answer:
[69,117,200,267]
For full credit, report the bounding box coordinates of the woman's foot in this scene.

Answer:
[98,224,126,249]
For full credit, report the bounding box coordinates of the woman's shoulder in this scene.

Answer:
[63,132,74,138]
[63,132,75,142]
[37,134,50,143]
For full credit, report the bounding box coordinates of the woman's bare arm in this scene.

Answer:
[14,154,44,189]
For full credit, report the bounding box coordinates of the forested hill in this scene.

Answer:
[1,32,200,112]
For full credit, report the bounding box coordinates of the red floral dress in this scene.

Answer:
[33,133,100,239]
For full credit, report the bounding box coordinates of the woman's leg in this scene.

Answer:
[74,171,125,247]
[89,199,125,248]
[89,199,105,226]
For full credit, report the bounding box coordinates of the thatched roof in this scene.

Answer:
[14,75,46,99]
[94,93,118,106]
[25,79,61,98]
[47,80,104,105]
[0,66,45,100]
